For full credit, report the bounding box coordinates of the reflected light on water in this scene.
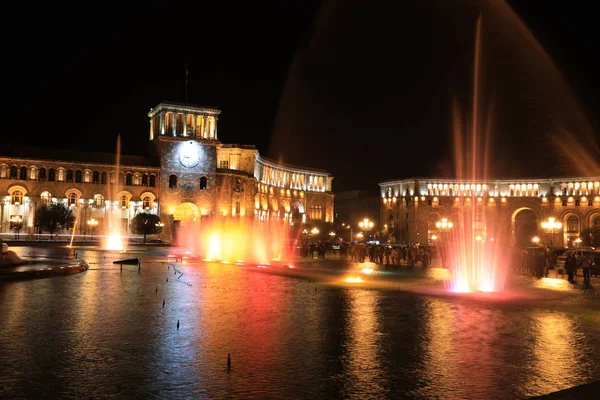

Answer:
[524,311,591,396]
[532,277,572,291]
[345,276,363,283]
[342,289,385,397]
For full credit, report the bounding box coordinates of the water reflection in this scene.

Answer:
[2,247,600,399]
[524,311,593,396]
[341,289,386,398]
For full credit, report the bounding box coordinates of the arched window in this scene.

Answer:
[126,173,133,186]
[169,174,178,188]
[109,172,115,184]
[40,191,51,205]
[75,170,82,183]
[66,170,74,182]
[149,175,156,187]
[94,194,104,208]
[11,190,23,205]
[141,174,148,186]
[20,166,27,180]
[92,171,99,183]
[120,195,128,208]
[567,216,579,233]
[143,196,151,209]
[101,172,107,184]
[68,193,77,206]
[84,170,91,183]
[39,168,47,181]
[199,176,208,190]
[48,169,56,182]
[9,166,18,179]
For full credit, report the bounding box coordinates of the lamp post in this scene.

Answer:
[541,217,562,250]
[358,218,374,241]
[87,218,98,241]
[532,236,540,246]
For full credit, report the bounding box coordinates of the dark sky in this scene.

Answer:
[2,1,599,191]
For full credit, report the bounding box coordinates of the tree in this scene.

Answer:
[34,203,75,237]
[130,213,163,244]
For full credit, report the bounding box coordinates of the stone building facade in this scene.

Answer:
[379,177,600,248]
[0,101,334,243]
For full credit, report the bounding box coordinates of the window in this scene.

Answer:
[234,178,242,192]
[109,172,115,184]
[40,191,51,205]
[20,166,27,180]
[199,176,208,190]
[11,190,23,205]
[94,194,104,207]
[9,166,17,179]
[149,175,156,187]
[142,174,148,186]
[235,201,241,215]
[126,173,133,186]
[219,160,229,169]
[93,171,99,183]
[575,199,580,206]
[39,168,47,181]
[562,200,567,207]
[58,169,64,181]
[566,216,579,233]
[589,199,593,207]
[68,193,77,206]
[30,168,36,180]
[84,170,91,183]
[75,170,82,183]
[48,169,56,182]
[0,165,6,178]
[169,174,178,188]
[66,170,74,182]
[143,196,151,209]
[101,172,107,184]
[120,195,128,208]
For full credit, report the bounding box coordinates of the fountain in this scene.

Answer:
[105,135,125,251]
[176,215,293,265]
[443,14,509,293]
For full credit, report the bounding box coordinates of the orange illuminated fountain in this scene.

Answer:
[444,14,509,293]
[178,215,293,265]
[104,135,125,251]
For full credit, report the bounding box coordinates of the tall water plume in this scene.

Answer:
[105,134,125,250]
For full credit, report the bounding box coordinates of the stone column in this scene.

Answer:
[149,117,154,140]
[192,114,196,138]
[213,117,218,140]
[172,113,177,136]
[183,113,187,136]
[203,116,208,138]
[160,112,165,135]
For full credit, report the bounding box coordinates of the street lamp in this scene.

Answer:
[358,218,374,241]
[435,218,453,232]
[541,217,562,250]
[329,231,335,237]
[532,236,540,245]
[311,227,320,236]
[87,218,98,240]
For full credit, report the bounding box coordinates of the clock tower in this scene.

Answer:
[148,101,222,241]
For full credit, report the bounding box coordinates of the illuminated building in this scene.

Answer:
[0,101,334,242]
[379,178,600,248]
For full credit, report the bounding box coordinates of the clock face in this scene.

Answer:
[179,146,199,168]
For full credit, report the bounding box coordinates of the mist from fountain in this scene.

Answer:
[177,215,293,265]
[105,135,125,251]
[444,14,509,293]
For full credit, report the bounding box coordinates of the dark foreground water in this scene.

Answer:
[2,247,600,399]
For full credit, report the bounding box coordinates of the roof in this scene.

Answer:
[0,146,158,168]
[257,155,331,176]
[148,101,221,117]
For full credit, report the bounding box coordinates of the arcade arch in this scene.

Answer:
[511,207,538,247]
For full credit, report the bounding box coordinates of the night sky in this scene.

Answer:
[2,1,598,191]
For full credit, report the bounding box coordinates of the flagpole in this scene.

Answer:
[185,60,188,101]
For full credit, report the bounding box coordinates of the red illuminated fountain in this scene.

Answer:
[443,14,509,293]
[176,216,294,265]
